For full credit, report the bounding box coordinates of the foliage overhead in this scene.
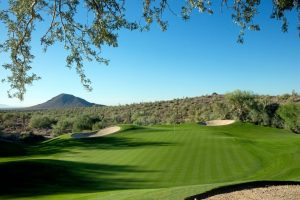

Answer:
[0,0,299,100]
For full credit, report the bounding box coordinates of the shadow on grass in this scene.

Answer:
[0,140,27,157]
[28,136,174,156]
[185,180,300,200]
[0,159,153,198]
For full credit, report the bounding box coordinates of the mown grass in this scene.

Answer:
[0,122,300,200]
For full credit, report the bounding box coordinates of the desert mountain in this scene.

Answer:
[28,94,102,109]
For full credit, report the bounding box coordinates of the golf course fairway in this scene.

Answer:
[1,122,300,200]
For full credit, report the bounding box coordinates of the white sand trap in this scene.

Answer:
[90,126,121,137]
[202,120,235,126]
[72,126,121,139]
[204,185,300,200]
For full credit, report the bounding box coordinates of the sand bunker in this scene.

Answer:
[203,185,300,200]
[72,126,121,139]
[201,120,235,126]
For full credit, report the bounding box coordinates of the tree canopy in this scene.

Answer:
[1,0,299,100]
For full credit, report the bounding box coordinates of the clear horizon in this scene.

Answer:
[1,1,299,107]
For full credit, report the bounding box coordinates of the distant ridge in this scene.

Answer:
[28,94,103,109]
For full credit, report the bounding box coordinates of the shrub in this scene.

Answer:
[261,111,272,126]
[225,90,257,121]
[52,118,74,135]
[72,115,95,132]
[212,102,231,119]
[248,109,261,125]
[271,114,284,128]
[277,103,300,133]
[29,115,56,129]
[1,113,18,128]
[92,122,104,131]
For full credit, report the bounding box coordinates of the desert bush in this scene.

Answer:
[271,114,284,128]
[277,103,300,133]
[0,113,3,124]
[261,103,280,126]
[52,118,74,135]
[212,102,231,119]
[29,115,56,129]
[226,90,257,121]
[248,109,261,124]
[261,111,272,126]
[72,115,95,132]
[1,113,18,128]
[92,122,105,131]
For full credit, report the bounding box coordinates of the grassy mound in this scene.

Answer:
[0,123,300,200]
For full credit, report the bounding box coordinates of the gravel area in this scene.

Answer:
[202,185,300,200]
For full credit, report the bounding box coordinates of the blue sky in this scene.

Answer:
[0,1,299,107]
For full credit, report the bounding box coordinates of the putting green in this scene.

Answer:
[1,123,300,200]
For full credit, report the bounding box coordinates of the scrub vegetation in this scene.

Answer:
[1,90,300,141]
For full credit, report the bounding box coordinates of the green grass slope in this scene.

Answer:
[1,123,300,200]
